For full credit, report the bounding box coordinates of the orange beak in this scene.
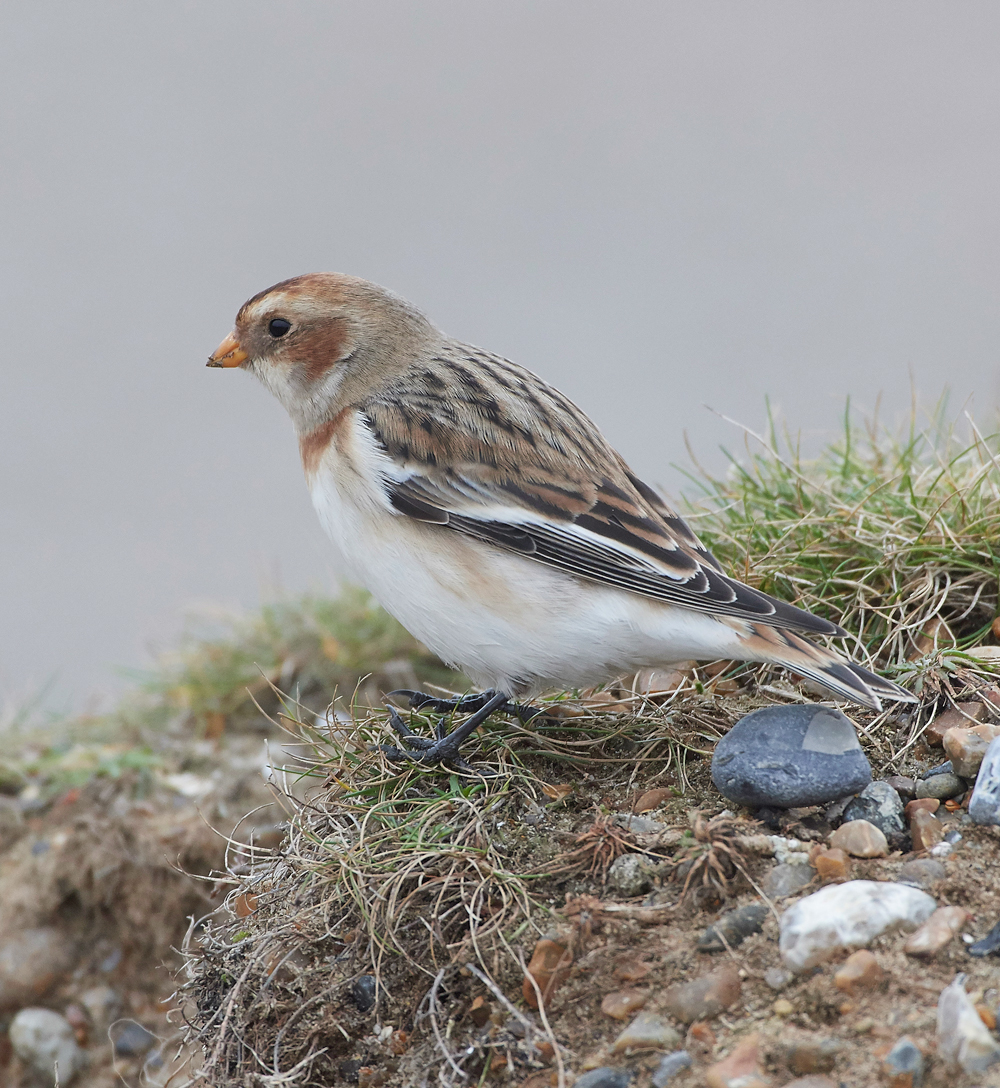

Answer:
[206,331,249,368]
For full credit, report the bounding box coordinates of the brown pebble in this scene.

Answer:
[786,1037,842,1074]
[829,819,888,858]
[523,938,570,1008]
[943,724,1000,778]
[811,846,851,882]
[633,788,673,813]
[634,664,694,697]
[612,955,652,982]
[926,702,988,745]
[909,809,944,852]
[599,990,647,1020]
[833,950,884,995]
[885,775,916,798]
[904,906,970,956]
[977,1004,997,1030]
[905,797,940,820]
[468,996,491,1027]
[662,966,742,1024]
[705,1034,767,1088]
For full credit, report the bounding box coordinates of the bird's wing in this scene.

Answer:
[360,348,845,637]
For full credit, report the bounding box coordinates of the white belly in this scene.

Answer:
[306,434,744,696]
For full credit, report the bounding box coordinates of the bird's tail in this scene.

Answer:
[736,623,917,711]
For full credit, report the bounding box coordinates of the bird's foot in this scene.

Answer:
[387,688,546,726]
[381,690,519,771]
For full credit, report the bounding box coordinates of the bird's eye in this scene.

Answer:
[268,318,292,338]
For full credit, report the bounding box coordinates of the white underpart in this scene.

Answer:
[307,413,748,697]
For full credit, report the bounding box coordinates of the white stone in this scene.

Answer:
[9,1008,85,1084]
[937,974,1000,1073]
[767,835,811,866]
[779,880,936,972]
[969,735,1000,825]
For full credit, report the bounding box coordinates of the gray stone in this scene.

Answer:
[883,1036,923,1085]
[937,974,1000,1073]
[764,966,792,990]
[711,705,870,808]
[916,773,965,800]
[611,1011,682,1053]
[574,1068,634,1088]
[969,735,1000,825]
[0,927,77,1012]
[763,863,814,899]
[608,853,653,897]
[698,903,769,951]
[651,1050,692,1087]
[842,781,906,836]
[110,1020,157,1056]
[9,1008,85,1085]
[896,859,947,890]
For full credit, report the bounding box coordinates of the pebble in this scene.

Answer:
[786,1037,841,1074]
[926,703,988,745]
[351,974,377,1012]
[779,880,936,972]
[768,835,812,866]
[608,853,654,897]
[697,903,768,951]
[763,863,814,899]
[600,990,647,1020]
[896,858,946,891]
[705,1034,767,1088]
[943,724,1000,778]
[904,906,970,956]
[833,949,884,994]
[773,998,794,1016]
[711,705,871,808]
[886,775,917,799]
[662,966,741,1023]
[611,1010,682,1053]
[968,918,1000,957]
[829,819,888,857]
[523,938,570,1008]
[574,1068,634,1088]
[651,1050,692,1087]
[969,735,1000,825]
[882,1034,924,1087]
[915,773,965,801]
[781,1079,838,1088]
[810,846,850,882]
[9,1007,85,1085]
[764,966,792,990]
[110,1020,157,1056]
[904,797,940,819]
[842,780,906,836]
[909,810,944,852]
[937,973,1000,1073]
[0,927,77,1012]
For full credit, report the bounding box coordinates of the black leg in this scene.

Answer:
[386,688,500,714]
[382,691,512,768]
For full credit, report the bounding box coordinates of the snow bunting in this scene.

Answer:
[208,273,915,766]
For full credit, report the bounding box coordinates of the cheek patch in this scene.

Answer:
[299,318,352,382]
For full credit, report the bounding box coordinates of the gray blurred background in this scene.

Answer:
[2,2,998,715]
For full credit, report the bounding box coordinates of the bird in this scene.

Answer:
[207,273,915,768]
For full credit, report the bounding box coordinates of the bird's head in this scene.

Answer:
[207,273,435,430]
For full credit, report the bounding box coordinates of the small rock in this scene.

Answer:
[698,903,768,951]
[764,966,792,990]
[769,834,812,866]
[110,1020,157,1056]
[896,858,947,890]
[810,846,851,882]
[600,991,647,1020]
[967,918,1000,957]
[842,781,906,836]
[969,735,1000,826]
[781,1079,838,1088]
[904,906,970,956]
[905,798,940,819]
[787,1037,841,1074]
[523,938,570,1008]
[615,814,668,835]
[635,666,693,697]
[772,997,794,1016]
[937,973,1000,1073]
[833,949,884,994]
[705,1033,767,1088]
[779,880,936,972]
[829,819,888,858]
[910,810,944,852]
[711,705,871,808]
[0,927,77,1012]
[651,1050,692,1087]
[634,788,673,813]
[943,724,1000,778]
[927,703,988,745]
[574,1068,634,1088]
[881,1034,924,1087]
[886,775,916,799]
[351,974,377,1012]
[611,1010,682,1053]
[763,863,814,899]
[9,1007,85,1085]
[662,966,741,1023]
[608,854,654,897]
[915,773,964,801]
